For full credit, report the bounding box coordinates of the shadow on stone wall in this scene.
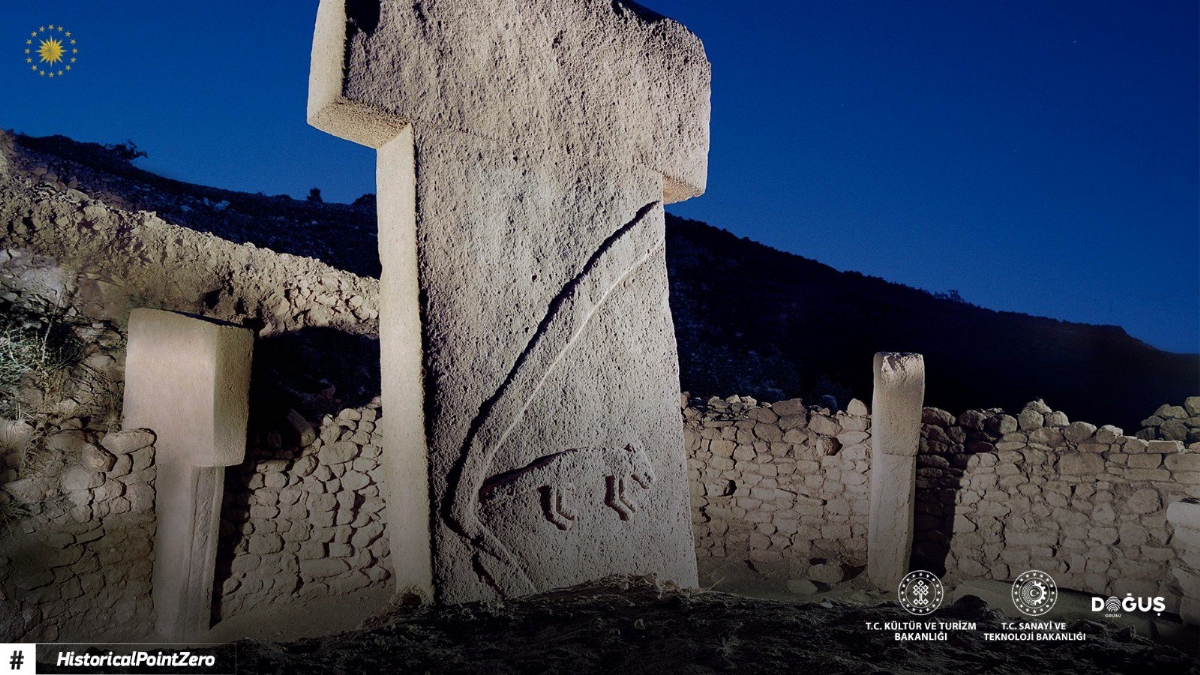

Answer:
[247,327,382,427]
[212,327,385,623]
[909,407,1006,576]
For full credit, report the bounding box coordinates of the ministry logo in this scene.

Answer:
[1011,570,1058,616]
[897,570,945,615]
[24,24,79,78]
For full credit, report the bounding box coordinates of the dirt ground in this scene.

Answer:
[139,577,1198,675]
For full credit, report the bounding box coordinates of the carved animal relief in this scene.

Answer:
[444,202,663,595]
[480,444,658,529]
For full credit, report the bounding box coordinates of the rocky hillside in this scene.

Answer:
[7,132,1196,431]
[666,220,1197,431]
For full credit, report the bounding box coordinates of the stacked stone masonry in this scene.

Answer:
[1137,398,1200,444]
[215,402,392,620]
[913,400,1198,614]
[685,394,872,589]
[0,426,157,641]
[1165,500,1200,623]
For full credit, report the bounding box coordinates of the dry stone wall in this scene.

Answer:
[215,402,391,620]
[913,400,1197,613]
[0,426,156,642]
[2,138,394,632]
[685,394,872,590]
[1137,398,1200,444]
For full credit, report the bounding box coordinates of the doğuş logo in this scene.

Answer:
[1091,594,1166,616]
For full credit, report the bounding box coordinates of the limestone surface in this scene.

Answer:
[124,309,254,640]
[124,309,254,468]
[309,0,710,202]
[309,0,710,602]
[868,352,925,589]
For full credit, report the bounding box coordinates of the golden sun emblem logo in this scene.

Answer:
[25,24,78,78]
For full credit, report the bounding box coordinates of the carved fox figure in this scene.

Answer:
[443,201,663,596]
[480,444,656,529]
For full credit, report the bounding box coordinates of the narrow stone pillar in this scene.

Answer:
[123,309,253,641]
[868,352,925,589]
[1166,499,1200,625]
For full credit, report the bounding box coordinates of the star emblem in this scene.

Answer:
[26,24,78,79]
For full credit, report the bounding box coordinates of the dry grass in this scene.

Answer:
[0,309,83,419]
[0,307,87,529]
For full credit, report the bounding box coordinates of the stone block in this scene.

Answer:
[1166,500,1200,531]
[1018,409,1043,431]
[1186,397,1200,417]
[847,399,869,417]
[1063,421,1097,444]
[1094,425,1123,444]
[1057,453,1104,475]
[1166,453,1200,473]
[1126,453,1163,469]
[773,399,806,417]
[123,309,253,468]
[1148,440,1184,454]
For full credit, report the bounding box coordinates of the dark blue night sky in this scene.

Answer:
[2,1,1196,354]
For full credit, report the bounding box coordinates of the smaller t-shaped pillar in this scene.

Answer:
[123,309,253,641]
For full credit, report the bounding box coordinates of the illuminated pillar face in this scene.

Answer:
[124,309,253,640]
[868,352,925,590]
[307,0,711,603]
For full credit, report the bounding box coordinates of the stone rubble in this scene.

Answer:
[1136,398,1200,444]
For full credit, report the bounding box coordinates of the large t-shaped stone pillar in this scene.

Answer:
[124,309,253,640]
[308,0,709,603]
[868,352,925,590]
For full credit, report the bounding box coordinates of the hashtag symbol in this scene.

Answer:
[9,650,23,670]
